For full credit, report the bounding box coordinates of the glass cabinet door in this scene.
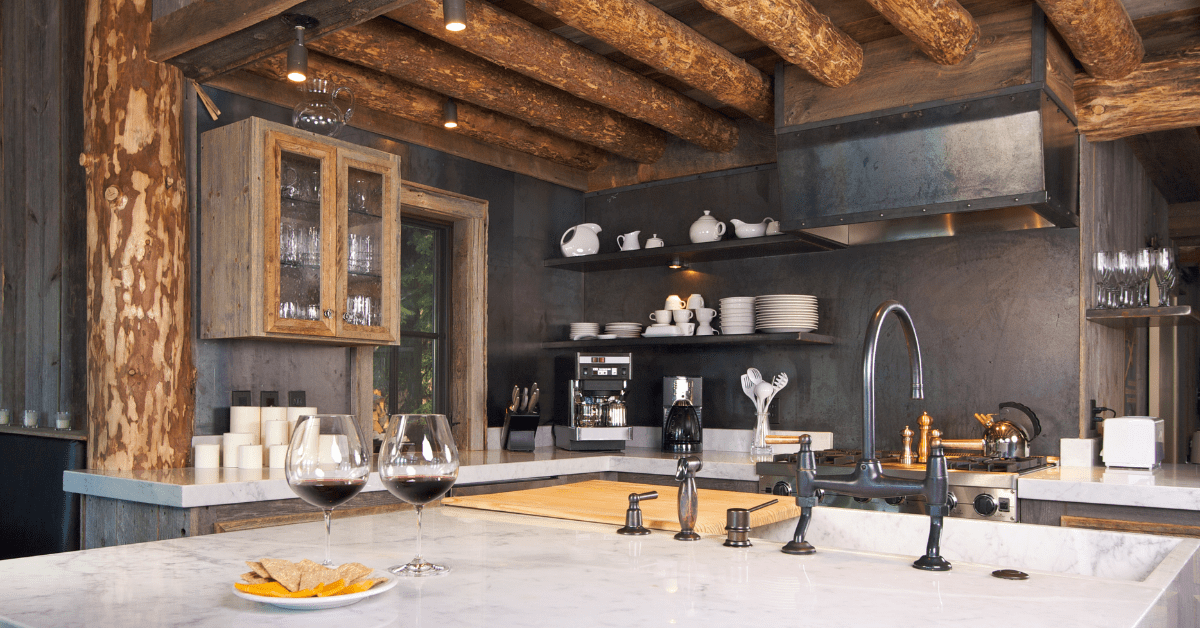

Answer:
[265,133,337,336]
[338,152,399,342]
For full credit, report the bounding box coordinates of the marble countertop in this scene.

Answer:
[1019,464,1200,510]
[62,448,765,508]
[1,504,1194,627]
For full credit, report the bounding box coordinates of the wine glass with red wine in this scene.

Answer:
[379,413,460,576]
[285,414,371,566]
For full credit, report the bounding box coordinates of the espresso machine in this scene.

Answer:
[554,352,634,451]
[663,376,703,453]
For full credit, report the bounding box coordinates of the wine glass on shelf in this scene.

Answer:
[1135,248,1154,307]
[1155,247,1177,307]
[379,413,460,577]
[1094,250,1116,309]
[285,414,370,566]
[1116,250,1138,308]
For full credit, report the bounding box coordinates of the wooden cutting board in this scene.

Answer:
[443,480,802,535]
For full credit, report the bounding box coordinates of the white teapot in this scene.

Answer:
[561,223,602,257]
[689,211,725,243]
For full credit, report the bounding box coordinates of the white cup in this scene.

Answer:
[646,234,664,248]
[665,295,686,310]
[676,322,696,336]
[686,294,704,309]
[694,307,717,323]
[650,310,672,324]
[696,324,719,336]
[22,410,38,427]
[617,232,640,251]
[672,309,693,323]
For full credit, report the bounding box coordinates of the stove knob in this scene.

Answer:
[884,496,905,506]
[973,493,998,517]
[771,481,793,496]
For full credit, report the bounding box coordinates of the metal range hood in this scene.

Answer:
[776,87,1078,246]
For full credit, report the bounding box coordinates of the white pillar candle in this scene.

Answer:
[260,407,287,441]
[222,433,254,468]
[287,407,317,441]
[229,406,261,439]
[55,412,71,430]
[319,434,348,464]
[22,410,38,427]
[0,409,9,425]
[263,420,288,446]
[238,444,263,469]
[194,443,221,469]
[269,444,288,469]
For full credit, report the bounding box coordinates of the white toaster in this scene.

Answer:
[1101,416,1165,469]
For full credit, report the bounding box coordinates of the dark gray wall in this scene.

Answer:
[190,89,583,434]
[582,168,1080,455]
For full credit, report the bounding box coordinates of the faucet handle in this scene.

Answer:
[675,456,702,481]
[630,491,658,504]
[616,492,658,535]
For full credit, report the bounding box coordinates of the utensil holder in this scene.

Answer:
[751,411,772,456]
[504,413,539,452]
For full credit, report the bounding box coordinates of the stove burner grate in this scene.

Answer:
[945,456,1047,473]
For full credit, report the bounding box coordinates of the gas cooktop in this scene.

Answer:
[768,449,1050,475]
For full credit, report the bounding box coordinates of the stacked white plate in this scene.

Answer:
[643,324,682,337]
[755,294,818,333]
[570,322,600,340]
[719,296,756,335]
[605,322,642,338]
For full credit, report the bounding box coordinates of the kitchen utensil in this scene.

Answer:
[766,373,788,407]
[741,374,755,401]
[617,231,641,251]
[747,368,763,386]
[560,223,602,257]
[528,384,540,414]
[646,234,664,248]
[286,415,370,566]
[688,211,725,243]
[754,381,773,414]
[519,388,529,414]
[723,499,779,547]
[379,413,460,576]
[292,79,354,136]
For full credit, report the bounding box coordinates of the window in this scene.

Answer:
[372,219,450,440]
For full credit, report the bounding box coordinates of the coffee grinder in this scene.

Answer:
[554,352,633,451]
[663,376,703,453]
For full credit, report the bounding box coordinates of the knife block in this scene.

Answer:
[504,413,540,452]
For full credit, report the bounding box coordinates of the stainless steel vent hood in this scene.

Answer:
[776,87,1078,245]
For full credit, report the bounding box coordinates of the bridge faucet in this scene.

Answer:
[782,300,954,571]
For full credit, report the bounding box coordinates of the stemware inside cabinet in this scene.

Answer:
[200,117,401,344]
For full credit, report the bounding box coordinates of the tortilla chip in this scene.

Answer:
[241,571,270,584]
[297,560,341,592]
[246,561,270,579]
[260,558,302,592]
[336,562,372,585]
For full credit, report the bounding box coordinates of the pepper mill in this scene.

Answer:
[901,425,915,464]
[918,411,933,463]
[616,491,658,535]
[674,456,703,541]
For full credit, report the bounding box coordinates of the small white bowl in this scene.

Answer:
[734,222,767,238]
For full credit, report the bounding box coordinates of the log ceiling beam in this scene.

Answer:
[693,0,862,87]
[1034,0,1144,79]
[151,0,418,82]
[1076,50,1200,141]
[518,0,774,124]
[312,19,668,163]
[250,52,608,171]
[863,0,980,65]
[387,0,739,153]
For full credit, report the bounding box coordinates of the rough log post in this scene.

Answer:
[83,0,195,470]
[693,0,863,87]
[315,20,668,164]
[1076,50,1200,141]
[251,52,608,170]
[388,0,738,152]
[519,0,774,123]
[1035,0,1143,79]
[863,0,980,65]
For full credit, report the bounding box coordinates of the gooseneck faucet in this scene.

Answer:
[782,300,954,571]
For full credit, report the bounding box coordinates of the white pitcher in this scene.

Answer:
[560,223,602,257]
[617,231,641,251]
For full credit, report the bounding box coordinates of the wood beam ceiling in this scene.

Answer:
[312,18,669,163]
[1076,50,1200,141]
[386,0,739,153]
[517,0,775,123]
[1035,0,1144,78]
[250,52,608,170]
[692,0,863,87]
[863,0,981,65]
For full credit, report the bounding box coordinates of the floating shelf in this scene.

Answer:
[542,331,835,349]
[0,425,88,441]
[544,233,845,272]
[1084,305,1200,328]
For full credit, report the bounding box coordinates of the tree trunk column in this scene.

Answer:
[83,0,195,471]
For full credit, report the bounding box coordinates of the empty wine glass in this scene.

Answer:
[1135,248,1154,307]
[379,414,460,576]
[285,414,370,566]
[1116,250,1138,307]
[1155,247,1177,307]
[1094,251,1116,309]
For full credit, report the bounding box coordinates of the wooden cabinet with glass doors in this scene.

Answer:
[199,117,401,344]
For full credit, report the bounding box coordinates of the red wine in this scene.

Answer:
[382,475,456,505]
[290,478,367,508]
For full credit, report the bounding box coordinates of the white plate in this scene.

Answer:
[757,326,817,333]
[756,294,817,300]
[232,574,397,611]
[597,334,618,339]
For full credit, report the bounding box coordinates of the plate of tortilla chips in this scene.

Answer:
[232,558,397,610]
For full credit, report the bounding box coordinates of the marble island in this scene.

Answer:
[1,503,1196,627]
[1019,464,1200,511]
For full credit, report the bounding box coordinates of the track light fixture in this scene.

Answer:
[668,256,689,270]
[444,0,467,31]
[443,99,459,129]
[281,14,320,83]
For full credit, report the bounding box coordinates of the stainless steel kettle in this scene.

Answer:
[978,402,1042,458]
